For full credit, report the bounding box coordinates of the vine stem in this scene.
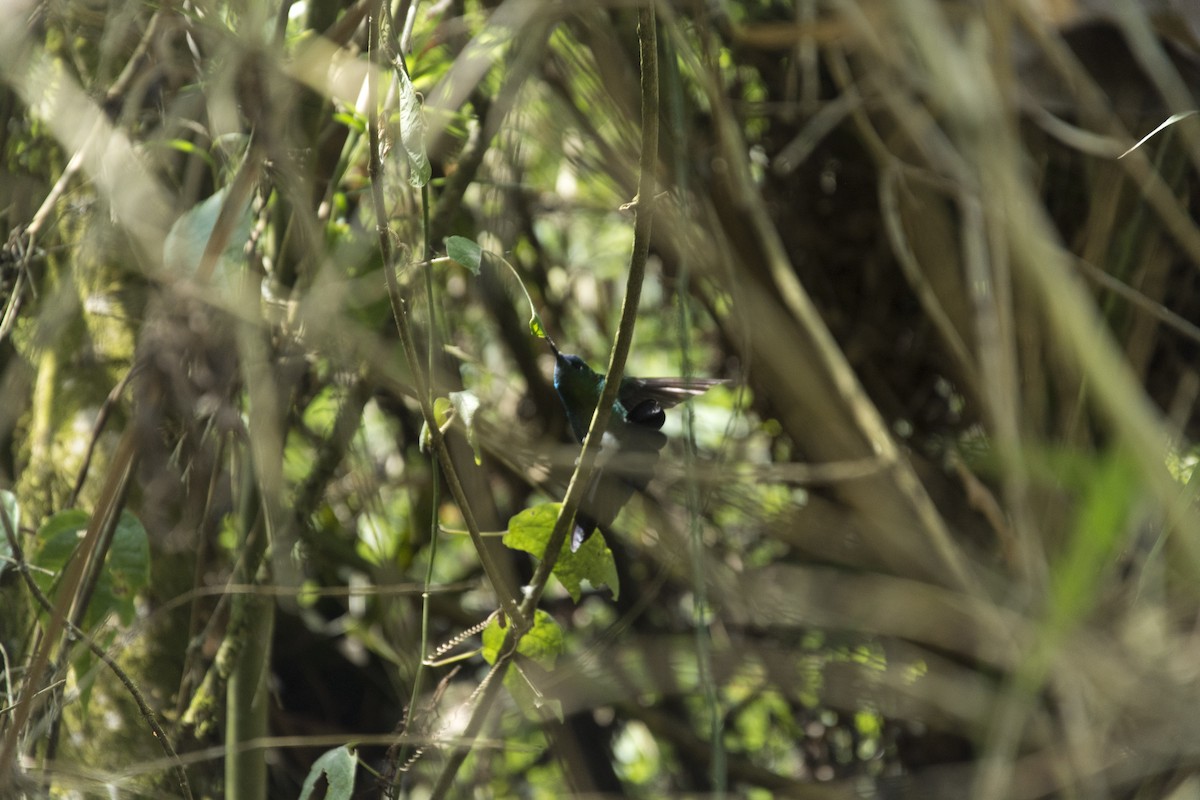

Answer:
[426,7,660,797]
[366,2,524,629]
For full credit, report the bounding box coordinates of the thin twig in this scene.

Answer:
[70,367,138,508]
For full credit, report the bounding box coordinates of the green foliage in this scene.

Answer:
[396,65,431,188]
[504,503,620,601]
[445,235,483,275]
[1047,449,1142,629]
[445,236,547,337]
[5,1,1200,797]
[162,186,254,286]
[482,609,565,722]
[481,609,563,668]
[299,745,356,800]
[31,510,149,630]
[25,510,149,714]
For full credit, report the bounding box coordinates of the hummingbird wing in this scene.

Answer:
[619,377,726,411]
[567,372,722,551]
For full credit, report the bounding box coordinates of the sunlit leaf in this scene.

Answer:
[155,138,216,169]
[434,396,453,428]
[481,608,563,668]
[303,386,341,438]
[504,503,620,601]
[333,110,366,134]
[530,313,547,339]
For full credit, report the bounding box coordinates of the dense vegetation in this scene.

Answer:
[2,1,1200,798]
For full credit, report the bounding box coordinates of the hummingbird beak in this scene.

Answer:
[545,334,562,359]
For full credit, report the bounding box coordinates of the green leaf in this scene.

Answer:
[1048,450,1139,630]
[503,504,620,601]
[418,419,430,453]
[396,67,431,188]
[154,138,216,170]
[481,608,563,668]
[103,511,151,625]
[299,745,356,800]
[0,490,19,575]
[31,510,89,595]
[31,510,150,629]
[529,313,547,339]
[445,235,484,275]
[162,186,253,287]
[332,110,366,134]
[303,386,341,438]
[481,612,565,722]
[560,530,621,601]
[433,396,453,429]
[504,503,558,552]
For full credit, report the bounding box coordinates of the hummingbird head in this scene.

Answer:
[546,340,606,441]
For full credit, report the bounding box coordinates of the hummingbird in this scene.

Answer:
[546,336,723,551]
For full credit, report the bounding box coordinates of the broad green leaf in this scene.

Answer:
[481,612,565,722]
[555,529,620,601]
[103,511,150,625]
[481,608,563,669]
[396,67,431,188]
[503,503,558,552]
[162,186,253,287]
[31,510,150,629]
[445,235,484,275]
[299,745,356,800]
[284,428,317,485]
[504,503,620,601]
[31,510,89,596]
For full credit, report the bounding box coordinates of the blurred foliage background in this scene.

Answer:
[2,0,1200,798]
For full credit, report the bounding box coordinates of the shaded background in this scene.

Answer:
[2,0,1200,797]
